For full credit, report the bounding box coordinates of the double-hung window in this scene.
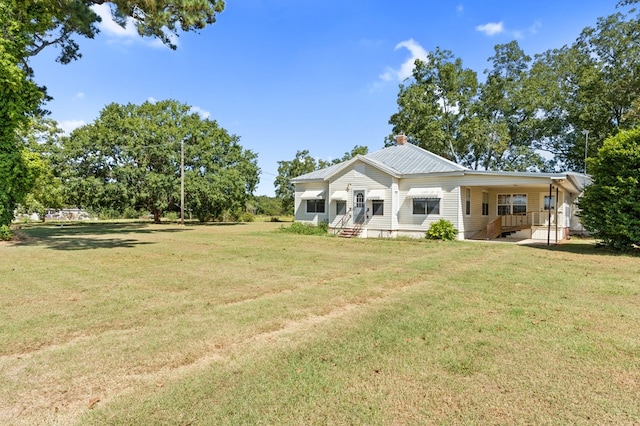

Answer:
[465,188,471,215]
[497,193,527,215]
[306,199,325,213]
[371,200,384,216]
[336,200,346,215]
[482,192,489,216]
[413,198,440,215]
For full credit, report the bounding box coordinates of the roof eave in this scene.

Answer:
[401,171,466,178]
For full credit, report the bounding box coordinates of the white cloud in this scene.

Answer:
[529,20,542,35]
[379,38,428,83]
[476,21,504,36]
[456,5,464,14]
[58,120,86,135]
[146,96,158,103]
[476,20,541,39]
[190,106,211,119]
[74,92,85,100]
[91,4,177,49]
[92,4,138,40]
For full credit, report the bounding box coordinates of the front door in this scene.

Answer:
[354,190,365,224]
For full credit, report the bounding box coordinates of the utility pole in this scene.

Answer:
[582,129,589,177]
[581,129,589,236]
[180,138,185,225]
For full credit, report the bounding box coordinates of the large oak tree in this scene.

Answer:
[0,0,225,227]
[61,100,258,223]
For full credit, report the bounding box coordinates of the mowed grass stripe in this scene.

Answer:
[0,222,638,424]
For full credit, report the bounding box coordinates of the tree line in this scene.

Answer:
[386,4,640,174]
[1,1,638,248]
[29,100,260,223]
[272,1,640,249]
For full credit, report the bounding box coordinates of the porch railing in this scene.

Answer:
[486,211,558,240]
[500,211,556,227]
[486,216,502,240]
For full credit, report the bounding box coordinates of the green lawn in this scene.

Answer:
[1,222,639,425]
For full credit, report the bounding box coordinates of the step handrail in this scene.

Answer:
[486,216,502,239]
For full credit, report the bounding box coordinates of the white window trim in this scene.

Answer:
[497,193,527,215]
[412,198,441,216]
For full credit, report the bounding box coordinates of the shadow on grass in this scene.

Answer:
[521,239,640,257]
[12,222,193,251]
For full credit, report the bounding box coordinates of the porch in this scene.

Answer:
[473,211,566,242]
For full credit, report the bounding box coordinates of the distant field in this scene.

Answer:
[1,222,639,425]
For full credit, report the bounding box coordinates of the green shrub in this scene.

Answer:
[426,219,458,241]
[123,207,142,219]
[241,212,255,222]
[279,222,328,236]
[164,211,179,222]
[0,225,12,241]
[98,208,121,220]
[579,128,640,250]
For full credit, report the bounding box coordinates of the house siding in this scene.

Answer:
[293,145,585,241]
[329,161,394,232]
[459,186,487,239]
[294,183,329,225]
[397,177,459,237]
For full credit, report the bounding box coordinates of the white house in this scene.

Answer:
[291,135,588,242]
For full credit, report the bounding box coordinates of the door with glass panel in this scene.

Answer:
[353,190,365,224]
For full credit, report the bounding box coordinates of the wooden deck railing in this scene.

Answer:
[500,211,556,227]
[486,216,502,239]
[485,211,557,239]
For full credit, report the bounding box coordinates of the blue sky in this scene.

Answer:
[31,1,621,196]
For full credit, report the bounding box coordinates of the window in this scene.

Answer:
[371,200,384,216]
[306,199,325,213]
[497,194,511,216]
[336,200,346,215]
[413,198,440,215]
[482,192,489,216]
[465,188,471,215]
[427,199,440,215]
[543,195,555,211]
[513,194,527,214]
[497,193,527,215]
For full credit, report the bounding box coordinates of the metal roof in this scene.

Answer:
[290,143,588,193]
[366,143,466,175]
[291,143,466,182]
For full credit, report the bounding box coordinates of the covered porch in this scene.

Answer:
[461,177,582,244]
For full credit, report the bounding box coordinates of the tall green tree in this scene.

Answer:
[318,145,369,169]
[184,120,259,222]
[275,150,317,215]
[579,128,640,250]
[477,41,547,171]
[0,0,225,227]
[387,48,479,164]
[61,100,258,223]
[17,118,65,218]
[529,7,640,171]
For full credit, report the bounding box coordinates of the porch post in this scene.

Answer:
[555,186,559,243]
[547,183,552,246]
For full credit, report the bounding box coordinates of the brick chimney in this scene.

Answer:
[396,133,408,145]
